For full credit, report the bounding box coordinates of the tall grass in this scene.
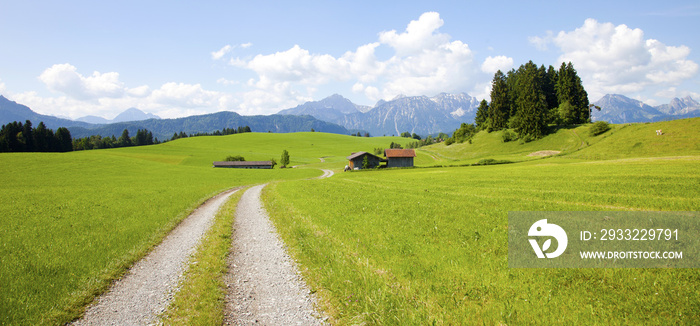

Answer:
[264,157,700,324]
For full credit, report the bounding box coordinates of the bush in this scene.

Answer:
[473,158,513,166]
[444,137,455,146]
[501,130,517,143]
[225,155,245,161]
[590,121,611,136]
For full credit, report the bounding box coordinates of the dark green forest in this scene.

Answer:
[453,61,592,144]
[0,120,72,152]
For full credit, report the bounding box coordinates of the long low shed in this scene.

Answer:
[212,161,273,169]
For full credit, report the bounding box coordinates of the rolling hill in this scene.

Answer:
[419,117,700,165]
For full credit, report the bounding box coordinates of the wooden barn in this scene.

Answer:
[346,152,385,169]
[212,161,273,169]
[384,149,416,168]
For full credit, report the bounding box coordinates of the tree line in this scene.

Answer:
[1,120,255,152]
[0,120,72,152]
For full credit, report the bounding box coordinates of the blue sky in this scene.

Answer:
[1,0,699,119]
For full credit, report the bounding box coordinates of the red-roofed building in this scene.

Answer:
[384,149,416,168]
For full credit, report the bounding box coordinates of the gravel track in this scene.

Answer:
[73,188,240,326]
[315,169,334,179]
[224,184,325,325]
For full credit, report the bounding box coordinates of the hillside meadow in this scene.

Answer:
[0,132,416,325]
[419,117,700,165]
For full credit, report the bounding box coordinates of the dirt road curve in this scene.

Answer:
[224,184,325,325]
[73,188,240,326]
[316,169,334,179]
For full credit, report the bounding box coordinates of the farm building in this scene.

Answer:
[384,149,416,168]
[346,152,385,169]
[212,161,273,169]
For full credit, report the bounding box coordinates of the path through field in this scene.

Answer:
[224,184,325,325]
[73,188,241,325]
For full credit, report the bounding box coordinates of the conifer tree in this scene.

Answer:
[474,99,489,130]
[488,70,510,131]
[556,62,589,124]
[512,61,548,140]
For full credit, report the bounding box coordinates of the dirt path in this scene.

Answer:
[224,184,325,325]
[73,188,241,326]
[315,169,334,179]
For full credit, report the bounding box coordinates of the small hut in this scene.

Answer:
[212,161,273,169]
[384,149,416,168]
[346,152,385,169]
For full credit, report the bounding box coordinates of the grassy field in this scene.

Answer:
[0,132,414,325]
[2,118,699,324]
[264,156,700,324]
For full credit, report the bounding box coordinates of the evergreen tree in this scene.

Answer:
[556,62,589,124]
[34,122,50,152]
[474,99,489,130]
[488,70,510,131]
[512,61,548,140]
[22,120,34,152]
[55,127,73,152]
[118,129,133,147]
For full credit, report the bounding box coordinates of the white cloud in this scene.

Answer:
[241,42,252,49]
[151,82,230,108]
[532,18,699,100]
[211,45,233,60]
[481,56,514,74]
[378,12,450,56]
[229,11,489,110]
[12,63,240,119]
[0,78,5,94]
[38,63,129,100]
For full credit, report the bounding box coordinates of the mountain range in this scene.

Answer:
[2,92,699,141]
[76,108,161,124]
[0,95,353,140]
[279,93,480,136]
[592,94,700,123]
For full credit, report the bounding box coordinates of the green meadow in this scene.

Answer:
[264,157,700,324]
[0,133,414,325]
[1,118,699,325]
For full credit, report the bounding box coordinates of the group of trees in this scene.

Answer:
[351,131,371,137]
[183,126,251,139]
[400,131,422,140]
[474,61,591,141]
[0,120,72,152]
[73,129,158,151]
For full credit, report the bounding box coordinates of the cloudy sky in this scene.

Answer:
[1,0,699,119]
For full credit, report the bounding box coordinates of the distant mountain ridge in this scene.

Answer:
[77,108,161,124]
[0,95,353,140]
[279,93,480,136]
[592,94,700,123]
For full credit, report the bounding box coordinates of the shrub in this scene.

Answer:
[590,121,611,136]
[225,155,245,161]
[444,137,455,146]
[501,130,517,143]
[473,158,513,166]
